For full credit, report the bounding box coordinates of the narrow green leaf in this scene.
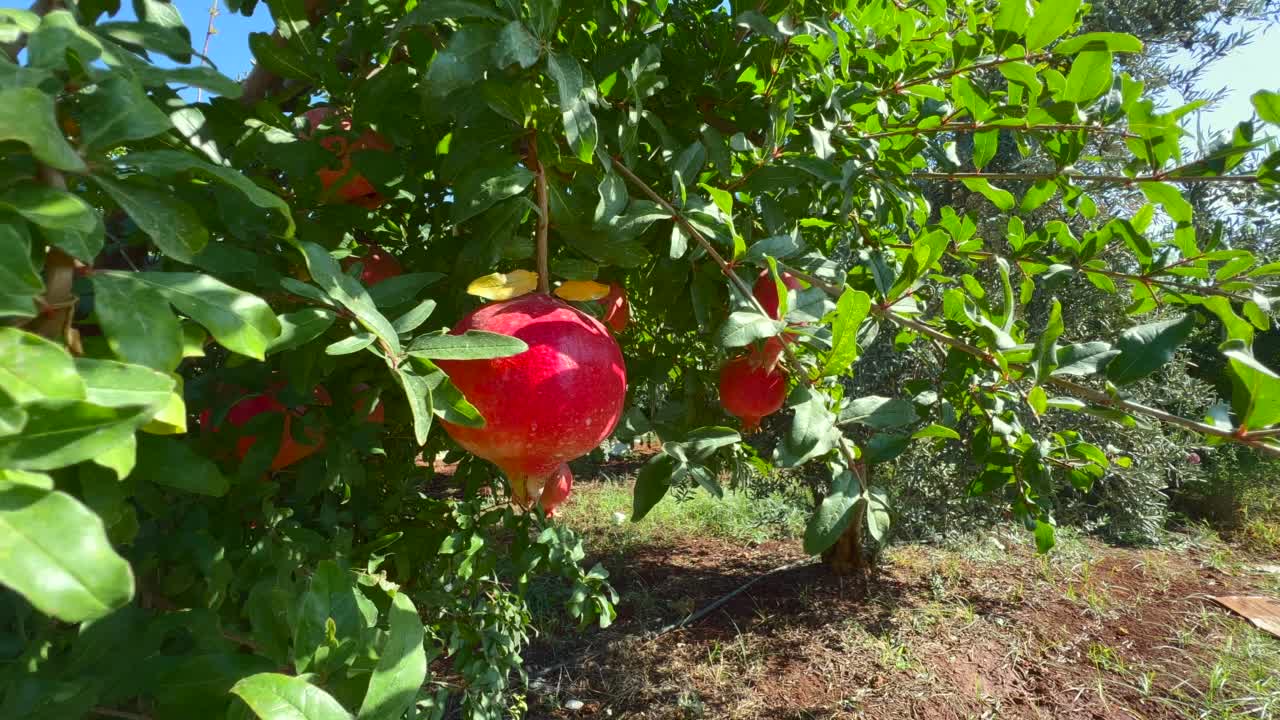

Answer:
[133,435,229,496]
[0,327,85,403]
[961,178,1015,210]
[1026,0,1082,51]
[718,311,783,348]
[396,364,434,446]
[0,219,45,318]
[0,485,135,622]
[547,51,598,163]
[1052,341,1119,376]
[1062,49,1112,105]
[865,486,890,543]
[0,400,151,471]
[1052,32,1143,54]
[912,424,960,441]
[631,454,677,521]
[123,150,294,237]
[127,272,282,360]
[267,308,337,355]
[93,175,208,263]
[357,593,428,720]
[839,396,918,429]
[325,333,376,356]
[91,273,184,372]
[407,330,528,361]
[1031,299,1063,381]
[821,289,871,377]
[77,74,172,153]
[803,468,860,555]
[1221,340,1280,431]
[75,358,175,410]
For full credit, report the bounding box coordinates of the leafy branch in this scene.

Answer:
[910,171,1260,184]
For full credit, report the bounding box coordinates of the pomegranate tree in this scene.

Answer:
[302,107,392,208]
[718,349,788,432]
[436,293,627,504]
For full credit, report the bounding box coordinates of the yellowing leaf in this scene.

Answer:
[553,280,610,301]
[466,270,538,300]
[141,375,187,435]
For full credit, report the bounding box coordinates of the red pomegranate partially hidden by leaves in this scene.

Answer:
[718,350,788,432]
[753,269,804,320]
[600,282,630,332]
[341,245,403,287]
[540,464,574,516]
[436,293,627,504]
[303,107,392,208]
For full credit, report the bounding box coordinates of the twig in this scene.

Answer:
[529,131,550,293]
[887,53,1051,94]
[91,709,151,720]
[909,171,1259,185]
[652,557,817,637]
[195,0,220,102]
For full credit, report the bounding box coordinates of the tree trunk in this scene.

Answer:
[822,461,870,587]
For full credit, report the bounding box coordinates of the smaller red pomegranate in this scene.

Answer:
[718,349,788,432]
[600,282,629,332]
[341,245,403,287]
[436,293,627,505]
[1186,452,1201,465]
[302,107,392,208]
[753,269,804,320]
[539,464,574,517]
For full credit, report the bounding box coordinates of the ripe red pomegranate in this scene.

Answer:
[436,293,626,504]
[600,282,630,332]
[752,269,804,320]
[539,463,574,516]
[718,349,788,432]
[341,245,403,287]
[302,107,392,208]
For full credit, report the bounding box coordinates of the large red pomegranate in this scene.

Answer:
[752,269,804,320]
[718,350,788,432]
[539,463,574,516]
[600,282,630,332]
[302,107,392,208]
[436,293,627,504]
[341,245,403,287]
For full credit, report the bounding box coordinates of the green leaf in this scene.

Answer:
[0,183,98,237]
[420,364,482,428]
[912,424,960,441]
[547,51,598,163]
[1252,90,1280,125]
[424,25,495,99]
[78,74,172,153]
[973,130,998,171]
[452,165,535,224]
[1105,313,1196,385]
[1221,341,1280,431]
[960,178,1015,210]
[1062,49,1111,105]
[392,299,437,334]
[631,454,677,521]
[123,151,294,237]
[718,311,783,348]
[267,308,337,355]
[1052,32,1142,54]
[802,468,860,555]
[0,87,87,172]
[407,330,528,361]
[1028,385,1048,414]
[494,21,540,68]
[325,333,376,356]
[92,176,208,263]
[0,400,151,471]
[295,243,400,355]
[1052,341,1119,376]
[126,272,282,360]
[0,223,43,318]
[92,436,134,481]
[357,592,428,720]
[1139,182,1192,224]
[1031,299,1063,381]
[1026,0,1082,51]
[133,435,229,496]
[231,673,353,720]
[366,273,444,307]
[865,486,890,543]
[396,364,435,446]
[1034,519,1056,553]
[294,561,377,675]
[779,386,838,467]
[91,273,184,372]
[75,358,175,410]
[864,432,910,463]
[0,485,135,622]
[820,289,871,377]
[745,234,804,262]
[839,396,918,429]
[397,0,505,30]
[0,328,85,403]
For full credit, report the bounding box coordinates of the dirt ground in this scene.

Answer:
[522,482,1280,720]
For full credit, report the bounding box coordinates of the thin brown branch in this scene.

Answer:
[529,132,550,294]
[887,53,1050,95]
[910,171,1259,184]
[26,166,82,351]
[860,122,1138,141]
[195,0,220,103]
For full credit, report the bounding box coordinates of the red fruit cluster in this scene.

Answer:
[436,293,627,506]
[717,269,804,431]
[302,107,392,208]
[199,383,383,471]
